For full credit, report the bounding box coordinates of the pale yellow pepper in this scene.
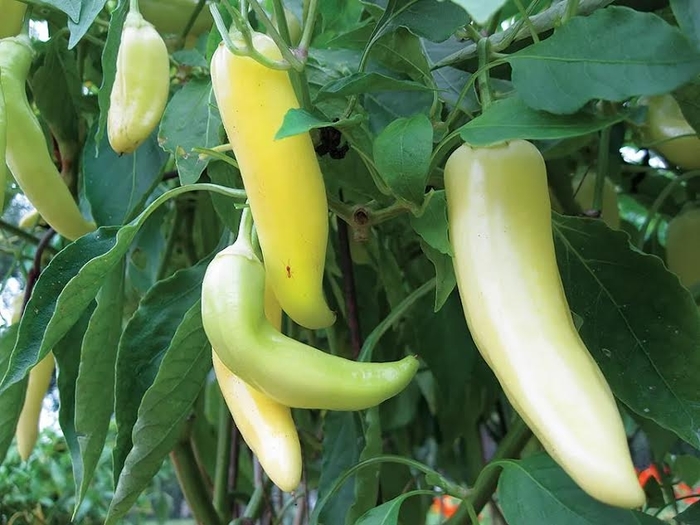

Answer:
[213,283,302,492]
[444,140,645,509]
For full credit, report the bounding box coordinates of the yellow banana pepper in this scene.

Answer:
[210,33,335,330]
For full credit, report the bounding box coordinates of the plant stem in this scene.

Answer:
[636,170,700,249]
[563,0,581,23]
[181,0,206,39]
[432,0,614,69]
[445,417,532,525]
[336,196,363,359]
[156,201,183,280]
[213,401,233,520]
[593,126,612,213]
[476,39,493,110]
[512,0,539,42]
[299,0,319,54]
[23,228,57,311]
[232,483,267,524]
[358,278,436,362]
[171,439,223,525]
[247,0,304,70]
[0,220,58,253]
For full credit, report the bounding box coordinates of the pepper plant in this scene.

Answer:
[0,1,700,524]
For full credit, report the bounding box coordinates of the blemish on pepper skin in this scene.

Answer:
[286,261,292,279]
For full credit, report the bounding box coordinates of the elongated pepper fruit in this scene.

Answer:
[213,283,301,492]
[0,0,27,38]
[444,140,645,509]
[16,353,55,461]
[210,33,335,330]
[201,228,419,411]
[108,9,170,154]
[0,36,95,241]
[666,207,700,290]
[641,94,700,171]
[8,294,55,461]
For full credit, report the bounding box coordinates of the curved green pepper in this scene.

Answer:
[201,222,419,411]
[0,35,94,241]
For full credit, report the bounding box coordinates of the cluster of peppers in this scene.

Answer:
[0,0,94,461]
[204,31,419,491]
[3,0,700,511]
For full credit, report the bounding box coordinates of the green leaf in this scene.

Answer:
[365,89,434,136]
[67,0,109,48]
[347,408,382,525]
[410,190,452,256]
[365,0,469,43]
[0,185,237,397]
[509,6,700,114]
[113,260,210,481]
[420,241,456,312]
[379,463,429,525]
[317,72,432,101]
[45,0,81,24]
[274,109,363,140]
[317,412,363,525]
[74,260,126,508]
[106,301,211,524]
[670,0,700,49]
[553,215,700,449]
[0,229,121,394]
[410,291,497,443]
[355,490,426,525]
[126,202,168,295]
[372,28,431,83]
[448,0,507,25]
[0,325,27,464]
[458,96,626,146]
[31,35,81,145]
[207,161,243,233]
[673,79,700,134]
[83,126,167,226]
[373,114,432,213]
[432,67,479,114]
[53,304,96,509]
[674,455,700,486]
[676,500,700,523]
[160,79,222,185]
[96,0,128,143]
[499,454,666,524]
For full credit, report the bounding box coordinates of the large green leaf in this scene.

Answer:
[0,325,26,464]
[499,454,665,524]
[106,301,211,523]
[83,125,168,226]
[159,79,222,185]
[373,114,432,213]
[554,214,700,448]
[113,260,210,481]
[317,412,364,525]
[53,304,96,509]
[74,260,125,508]
[510,6,700,114]
[458,96,625,145]
[347,408,382,525]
